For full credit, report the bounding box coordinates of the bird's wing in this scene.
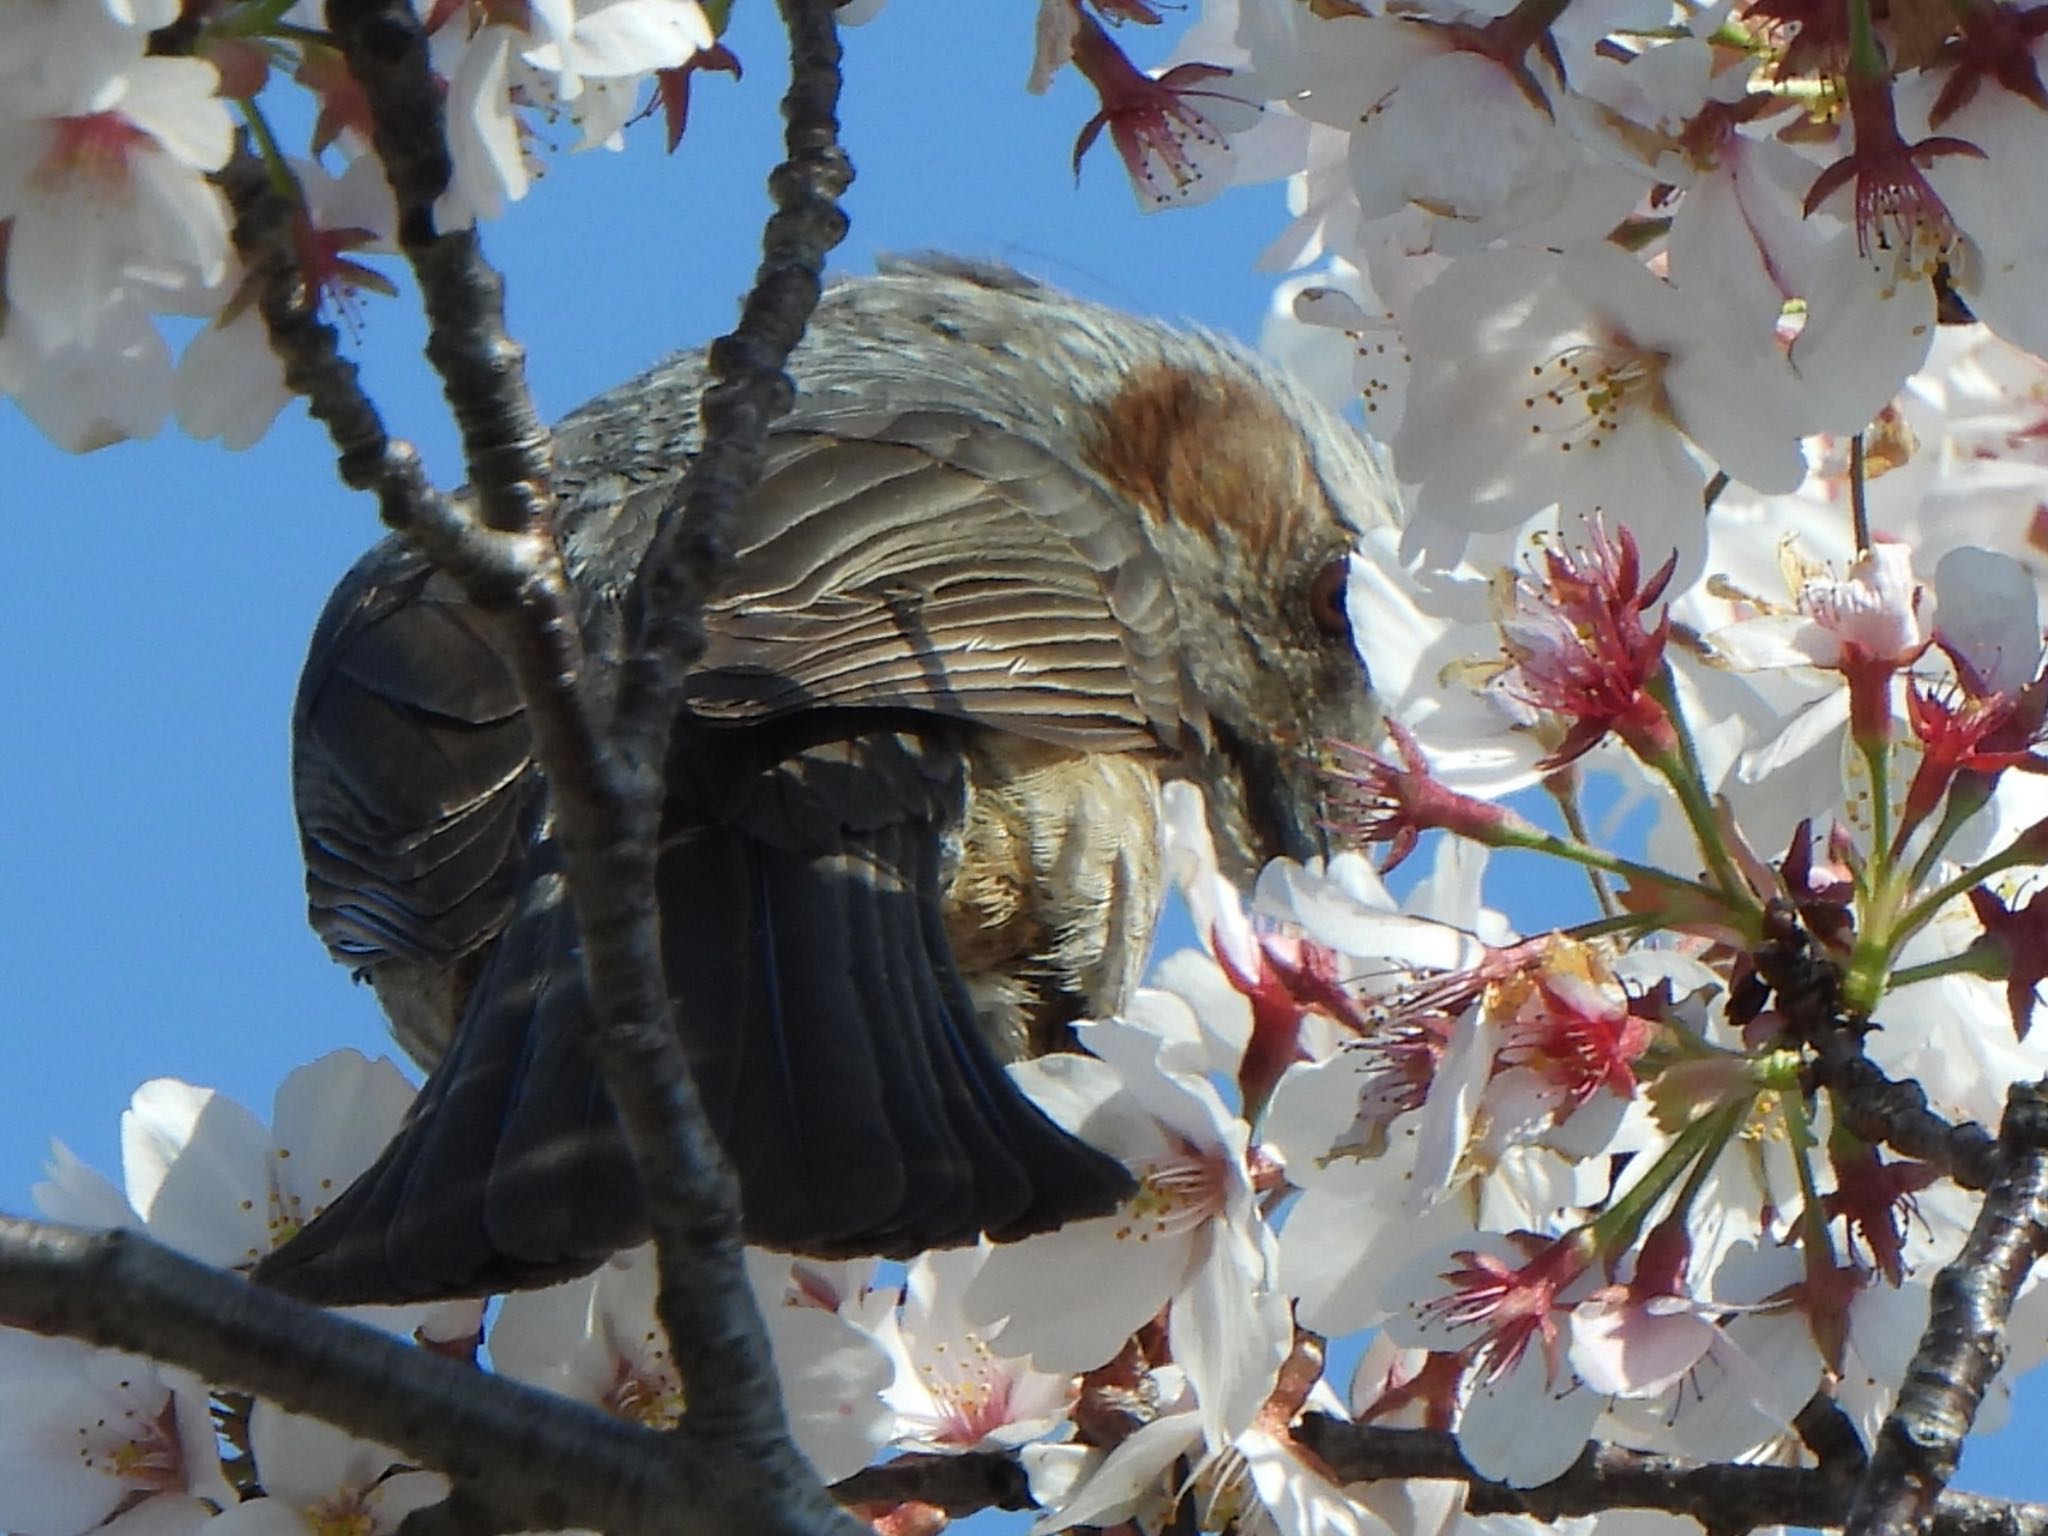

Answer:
[292,542,535,1015]
[566,406,1200,753]
[265,410,1173,1301]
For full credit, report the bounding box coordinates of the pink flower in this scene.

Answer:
[1713,542,1931,749]
[1325,718,1538,871]
[1803,64,1983,273]
[1068,9,1249,210]
[1497,520,1679,768]
[1497,969,1652,1113]
[1402,1229,1598,1386]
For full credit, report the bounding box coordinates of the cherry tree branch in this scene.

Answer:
[1847,1078,2048,1536]
[1808,1020,2002,1191]
[0,1219,818,1536]
[190,0,856,1525]
[215,144,450,533]
[311,0,823,1487]
[1293,1416,2048,1536]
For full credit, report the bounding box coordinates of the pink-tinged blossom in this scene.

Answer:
[0,55,232,351]
[1068,10,1253,210]
[877,1247,1075,1454]
[1391,1229,1598,1386]
[1161,781,1378,1110]
[1495,963,1652,1116]
[1715,542,1931,750]
[1663,100,1937,435]
[1496,520,1680,768]
[1566,1220,1790,1412]
[1325,717,1542,871]
[1383,1230,1607,1486]
[1588,1238,1817,1462]
[0,1332,230,1536]
[1803,64,1981,276]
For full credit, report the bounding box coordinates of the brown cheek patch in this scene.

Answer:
[1083,361,1319,565]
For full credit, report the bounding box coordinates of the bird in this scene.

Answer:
[254,257,1397,1305]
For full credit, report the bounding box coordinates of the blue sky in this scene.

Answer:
[2,0,2041,1512]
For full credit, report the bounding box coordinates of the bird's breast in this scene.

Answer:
[943,736,1166,1062]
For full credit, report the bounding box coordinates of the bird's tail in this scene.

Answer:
[255,782,1134,1304]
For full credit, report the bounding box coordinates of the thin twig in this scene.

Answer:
[215,145,444,525]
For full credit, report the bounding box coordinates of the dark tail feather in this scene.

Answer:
[662,813,1063,1258]
[255,865,646,1304]
[259,800,1134,1304]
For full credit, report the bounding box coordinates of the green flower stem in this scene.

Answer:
[1858,839,2038,1006]
[236,98,296,199]
[1591,1099,1748,1258]
[1565,912,1666,942]
[1781,1088,1838,1268]
[1547,770,1617,917]
[216,0,298,37]
[1844,0,1890,78]
[1906,774,1992,890]
[1489,819,1731,910]
[1645,664,1758,914]
[1888,941,2006,992]
[1857,734,1894,894]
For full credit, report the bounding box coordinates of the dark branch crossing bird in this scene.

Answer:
[256,259,1396,1304]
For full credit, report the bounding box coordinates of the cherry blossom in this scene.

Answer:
[0,54,232,351]
[0,1333,229,1536]
[967,999,1289,1443]
[17,0,2048,1525]
[1714,542,1931,755]
[204,1404,447,1536]
[115,1050,415,1273]
[491,1244,893,1480]
[875,1247,1075,1453]
[1065,8,1255,210]
[1392,247,1811,578]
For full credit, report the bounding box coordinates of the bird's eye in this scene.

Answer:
[1306,555,1351,641]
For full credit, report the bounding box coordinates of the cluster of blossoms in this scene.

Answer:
[0,0,725,451]
[1048,0,2048,582]
[14,448,2048,1531]
[14,0,2048,1534]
